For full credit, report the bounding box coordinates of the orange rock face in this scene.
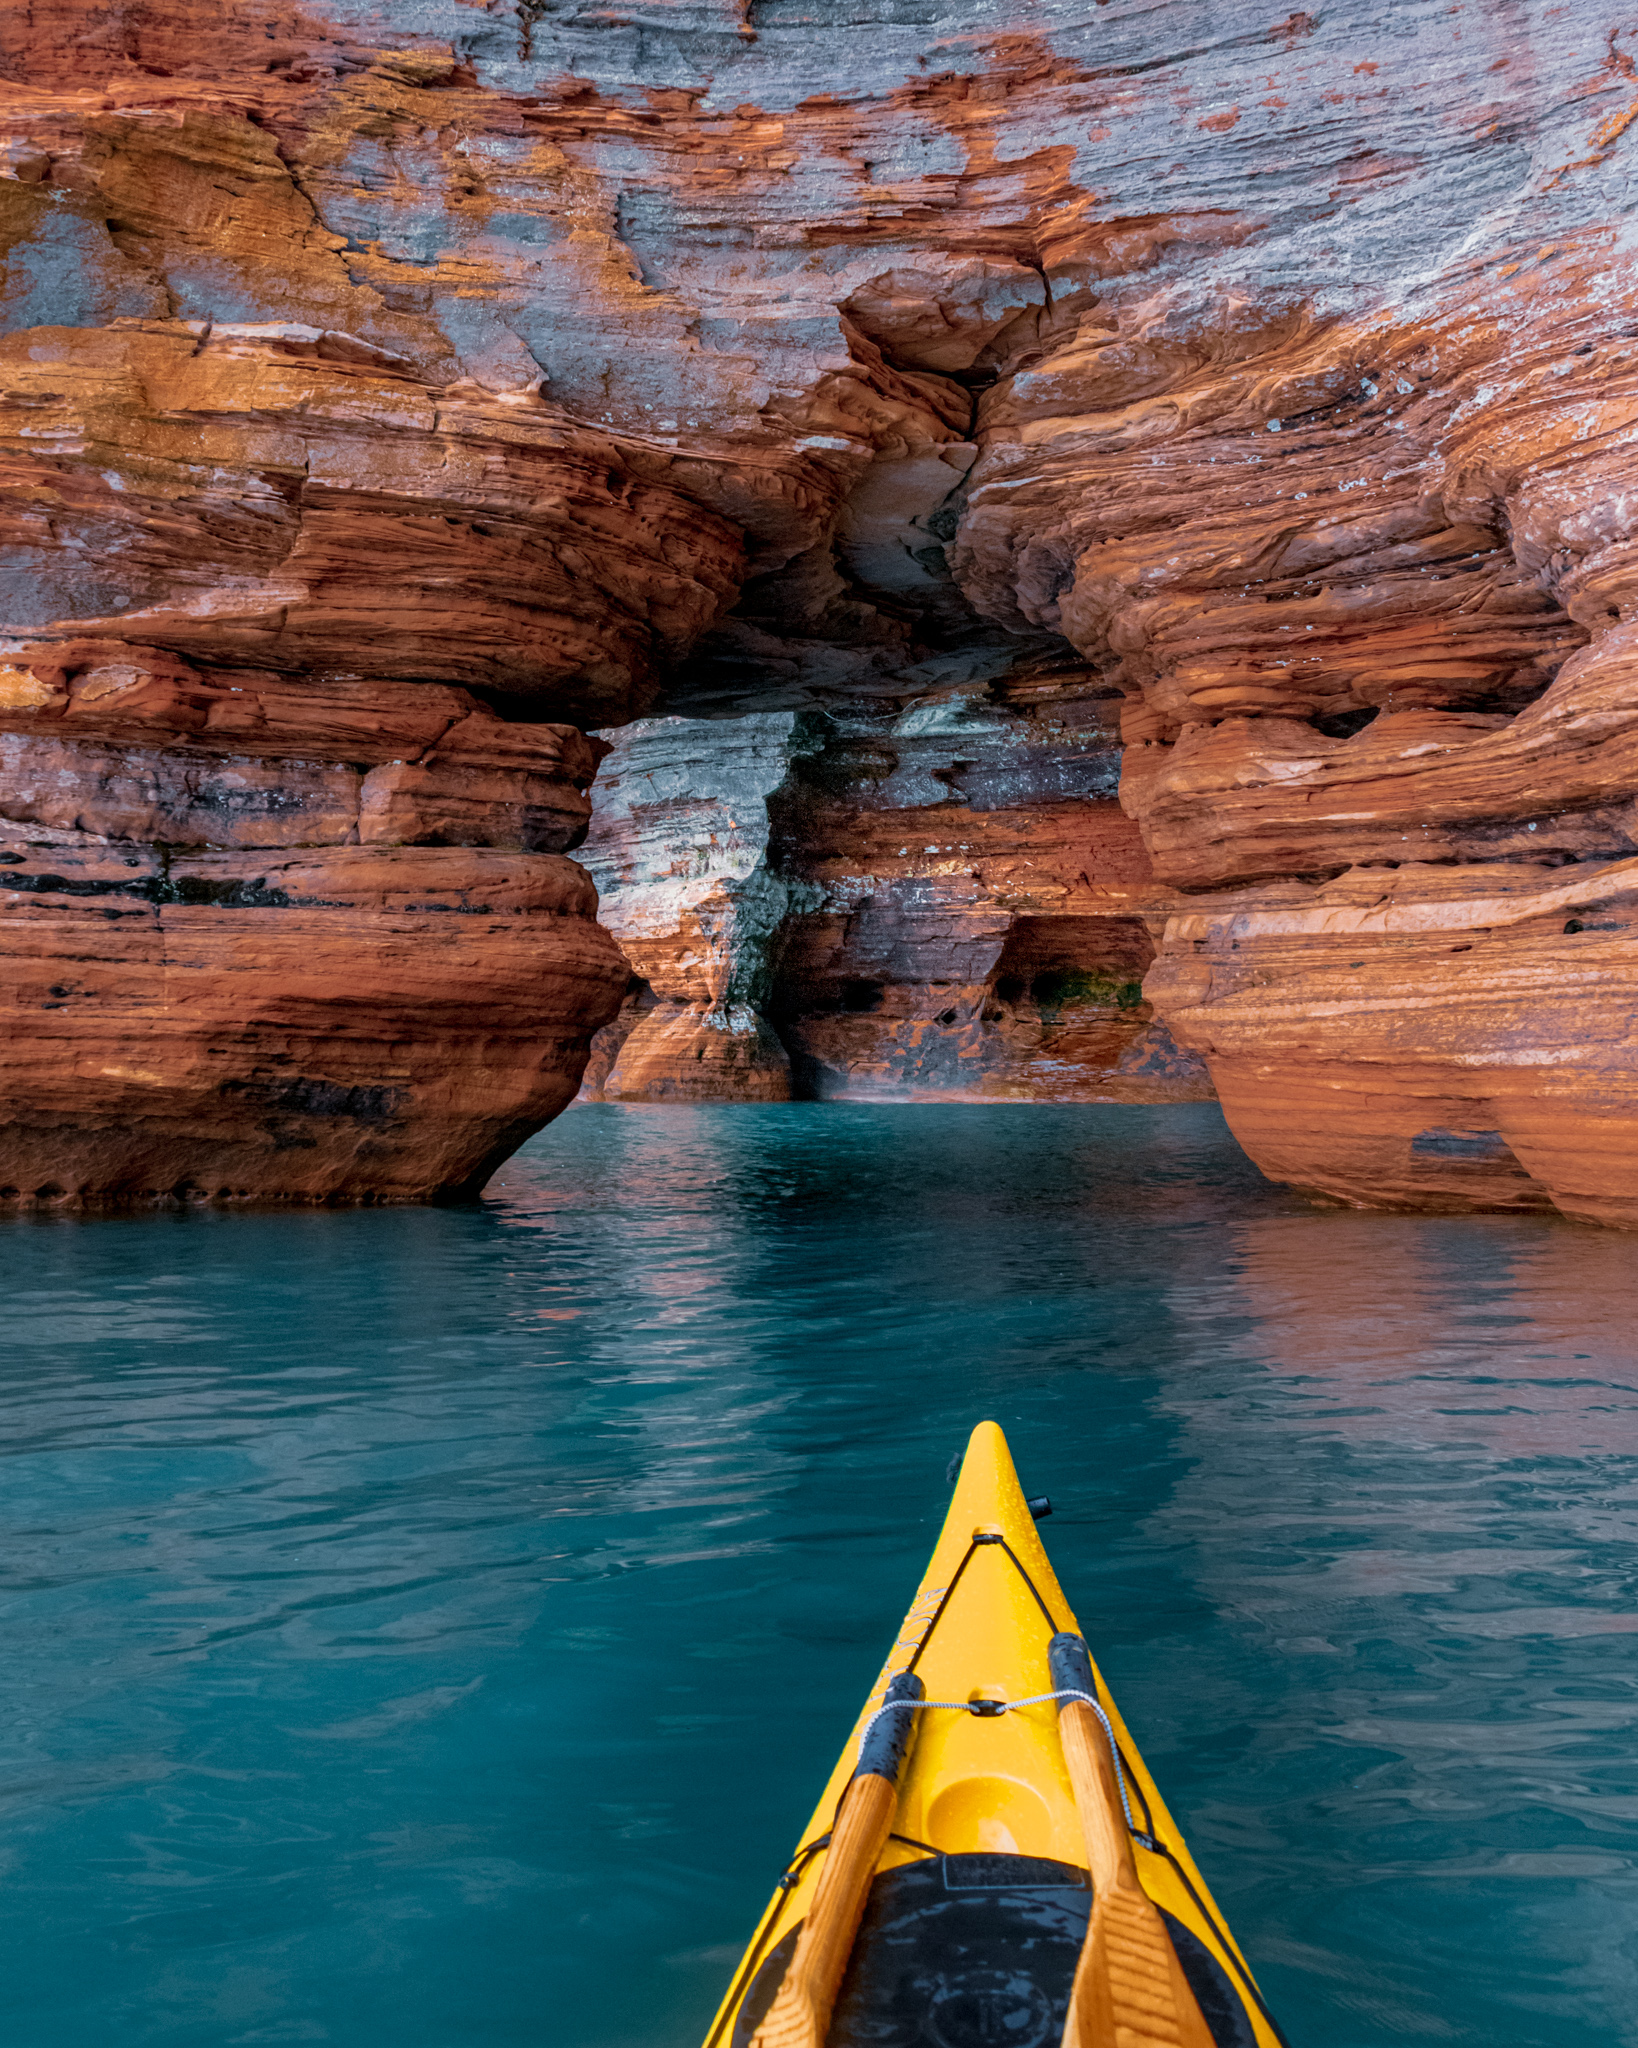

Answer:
[1,838,624,1204]
[1145,859,1638,1228]
[6,1,1638,1210]
[1062,279,1638,1220]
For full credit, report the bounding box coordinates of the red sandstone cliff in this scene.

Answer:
[5,2,1638,1213]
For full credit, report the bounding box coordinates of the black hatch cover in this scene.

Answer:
[731,1851,1254,2048]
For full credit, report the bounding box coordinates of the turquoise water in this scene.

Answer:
[4,1104,1638,2047]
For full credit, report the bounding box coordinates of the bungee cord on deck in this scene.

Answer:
[852,1686,1141,1834]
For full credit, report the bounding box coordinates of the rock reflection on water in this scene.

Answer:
[1143,1212,1638,2043]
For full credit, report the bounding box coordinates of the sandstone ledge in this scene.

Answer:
[0,841,626,1206]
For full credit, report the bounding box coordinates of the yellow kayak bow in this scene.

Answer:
[702,1421,1285,2048]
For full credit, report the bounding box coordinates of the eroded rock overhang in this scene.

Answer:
[4,0,1638,1215]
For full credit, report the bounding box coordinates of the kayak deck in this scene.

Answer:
[701,1422,1283,2048]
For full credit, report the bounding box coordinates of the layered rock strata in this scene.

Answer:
[1022,275,1638,1219]
[5,1,1638,1212]
[2,836,621,1204]
[581,689,1211,1103]
[1147,858,1638,1229]
[0,635,627,1203]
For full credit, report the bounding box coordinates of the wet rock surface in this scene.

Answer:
[4,1,1638,1208]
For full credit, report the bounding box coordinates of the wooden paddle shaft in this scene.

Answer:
[1052,1637,1217,2048]
[1059,1694,1140,1898]
[748,1769,897,2048]
[750,1671,924,2048]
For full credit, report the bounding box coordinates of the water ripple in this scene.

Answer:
[1,1107,1635,2046]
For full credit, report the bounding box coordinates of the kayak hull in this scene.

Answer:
[701,1422,1282,2048]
